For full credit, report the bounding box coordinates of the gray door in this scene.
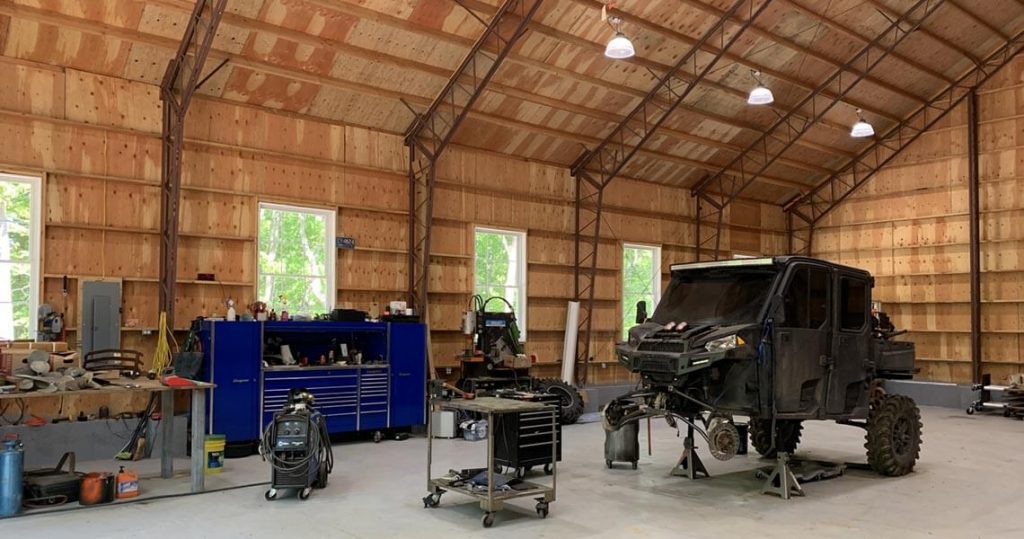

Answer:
[772,264,831,417]
[81,280,121,355]
[827,275,871,415]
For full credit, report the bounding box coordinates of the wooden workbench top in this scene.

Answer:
[0,378,213,400]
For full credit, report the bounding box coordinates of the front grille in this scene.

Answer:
[638,340,689,353]
[640,357,676,374]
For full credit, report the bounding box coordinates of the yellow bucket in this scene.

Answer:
[204,434,226,474]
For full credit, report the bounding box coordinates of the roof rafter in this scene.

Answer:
[590,0,930,106]
[301,0,860,158]
[390,0,875,134]
[149,0,836,175]
[860,0,984,65]
[0,1,805,190]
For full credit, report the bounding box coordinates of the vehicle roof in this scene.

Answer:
[668,256,873,278]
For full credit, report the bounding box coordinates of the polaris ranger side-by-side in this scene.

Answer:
[603,256,922,477]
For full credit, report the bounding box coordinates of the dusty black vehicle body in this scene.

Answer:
[605,256,921,476]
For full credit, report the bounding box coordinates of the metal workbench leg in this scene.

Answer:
[426,400,433,492]
[486,411,494,513]
[190,389,206,493]
[160,390,174,479]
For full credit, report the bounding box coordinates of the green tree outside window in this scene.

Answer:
[474,228,526,339]
[258,204,334,316]
[622,245,661,341]
[0,177,35,340]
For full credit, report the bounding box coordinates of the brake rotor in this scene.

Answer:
[707,417,740,461]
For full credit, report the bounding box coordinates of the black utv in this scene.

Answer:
[603,256,922,476]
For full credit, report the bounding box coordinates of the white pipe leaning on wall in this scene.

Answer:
[561,301,580,384]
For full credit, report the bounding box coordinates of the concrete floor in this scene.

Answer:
[6,406,1024,538]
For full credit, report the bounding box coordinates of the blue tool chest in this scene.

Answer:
[199,320,427,444]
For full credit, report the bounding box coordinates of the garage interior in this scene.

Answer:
[1,0,1024,536]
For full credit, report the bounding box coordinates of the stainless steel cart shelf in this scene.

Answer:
[423,397,557,528]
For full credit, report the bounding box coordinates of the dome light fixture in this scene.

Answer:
[604,16,635,59]
[850,108,875,138]
[747,70,774,105]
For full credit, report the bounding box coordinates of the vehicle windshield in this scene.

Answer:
[651,267,779,327]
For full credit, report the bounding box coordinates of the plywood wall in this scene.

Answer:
[811,56,1024,384]
[0,54,786,418]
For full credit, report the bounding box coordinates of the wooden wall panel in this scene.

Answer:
[813,56,1024,384]
[0,55,784,417]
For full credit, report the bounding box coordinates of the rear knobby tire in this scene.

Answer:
[748,418,803,458]
[537,379,585,425]
[865,394,922,476]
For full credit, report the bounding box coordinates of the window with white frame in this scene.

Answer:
[622,243,661,340]
[257,203,335,316]
[0,173,41,340]
[474,227,527,341]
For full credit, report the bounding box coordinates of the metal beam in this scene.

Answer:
[968,88,981,385]
[692,0,945,261]
[406,0,542,378]
[570,0,773,385]
[784,29,1024,255]
[158,0,226,331]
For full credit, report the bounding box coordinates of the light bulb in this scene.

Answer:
[605,32,635,59]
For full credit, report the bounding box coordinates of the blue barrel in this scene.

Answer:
[0,438,24,517]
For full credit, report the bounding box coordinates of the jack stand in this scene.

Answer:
[671,424,708,479]
[761,452,804,499]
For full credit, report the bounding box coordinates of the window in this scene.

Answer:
[257,203,335,316]
[781,266,829,329]
[0,173,41,340]
[622,244,661,340]
[840,277,868,331]
[474,227,527,341]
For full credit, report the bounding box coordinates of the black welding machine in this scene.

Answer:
[260,388,334,501]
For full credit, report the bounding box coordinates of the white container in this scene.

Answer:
[431,410,457,438]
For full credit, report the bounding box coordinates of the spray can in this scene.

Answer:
[0,437,24,517]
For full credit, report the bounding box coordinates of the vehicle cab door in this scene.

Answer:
[827,274,872,416]
[772,264,831,417]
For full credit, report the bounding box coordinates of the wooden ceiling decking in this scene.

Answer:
[2,0,1023,202]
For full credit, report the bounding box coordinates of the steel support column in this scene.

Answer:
[784,29,1024,254]
[159,0,226,330]
[405,0,542,378]
[968,89,981,384]
[692,0,946,260]
[570,0,773,385]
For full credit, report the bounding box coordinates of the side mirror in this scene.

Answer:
[635,301,648,325]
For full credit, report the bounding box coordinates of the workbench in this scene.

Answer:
[0,378,214,493]
[423,397,556,528]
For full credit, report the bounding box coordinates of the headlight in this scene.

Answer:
[704,334,746,352]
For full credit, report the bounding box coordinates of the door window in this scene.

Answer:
[780,266,829,329]
[839,277,868,331]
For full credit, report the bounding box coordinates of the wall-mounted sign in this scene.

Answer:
[336,236,356,250]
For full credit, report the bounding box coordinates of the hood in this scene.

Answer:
[625,321,759,353]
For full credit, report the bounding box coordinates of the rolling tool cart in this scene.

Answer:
[423,397,557,528]
[967,373,1024,419]
[492,390,562,478]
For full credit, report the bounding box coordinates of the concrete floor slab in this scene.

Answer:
[5,406,1024,538]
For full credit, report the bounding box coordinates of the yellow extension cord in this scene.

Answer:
[151,311,178,375]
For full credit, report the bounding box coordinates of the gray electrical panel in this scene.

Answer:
[80,280,121,355]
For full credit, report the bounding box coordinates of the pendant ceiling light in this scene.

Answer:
[604,16,635,59]
[850,108,875,138]
[746,70,773,105]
